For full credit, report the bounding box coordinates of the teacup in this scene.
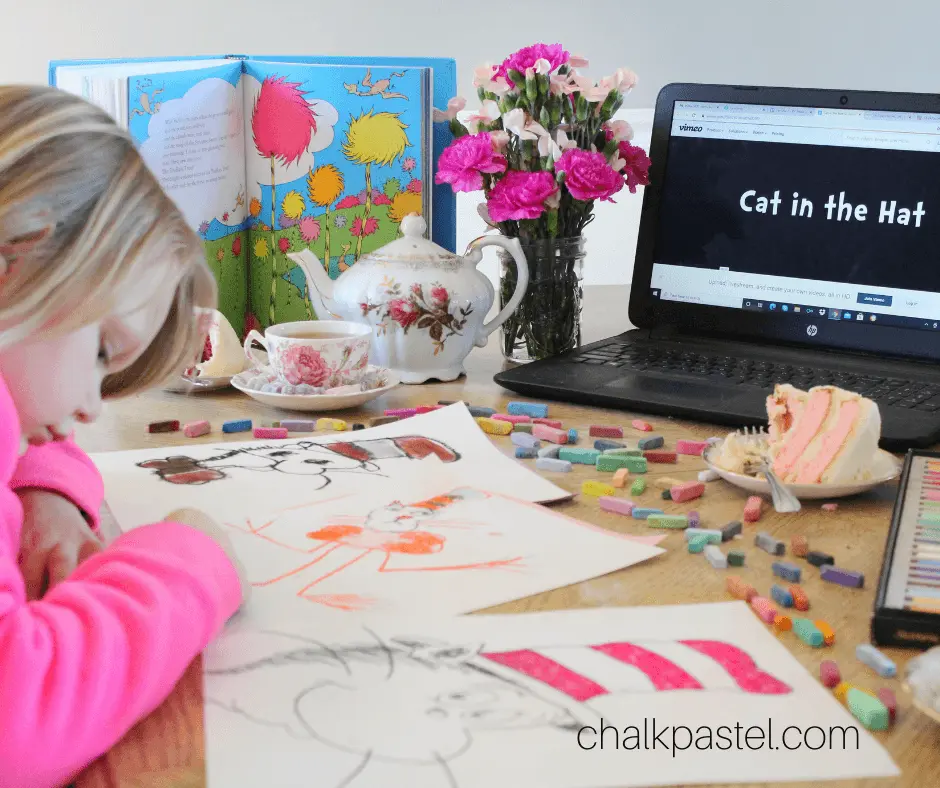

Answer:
[243,320,372,388]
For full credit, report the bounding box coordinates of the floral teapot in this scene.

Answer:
[287,214,529,383]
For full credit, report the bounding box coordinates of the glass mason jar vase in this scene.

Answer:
[497,235,585,363]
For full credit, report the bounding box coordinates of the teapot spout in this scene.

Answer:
[286,249,341,319]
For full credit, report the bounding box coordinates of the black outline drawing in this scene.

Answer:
[135,436,460,489]
[205,628,792,787]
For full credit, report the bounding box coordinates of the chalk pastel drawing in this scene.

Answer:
[225,487,525,611]
[135,436,459,489]
[203,603,900,788]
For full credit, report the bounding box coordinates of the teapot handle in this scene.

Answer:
[465,234,529,345]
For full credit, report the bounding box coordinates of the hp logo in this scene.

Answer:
[806,324,818,337]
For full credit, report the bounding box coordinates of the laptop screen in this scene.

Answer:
[649,100,940,335]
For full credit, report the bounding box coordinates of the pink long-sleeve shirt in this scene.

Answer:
[0,375,242,788]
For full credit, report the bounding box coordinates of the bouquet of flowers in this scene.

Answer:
[432,43,651,361]
[434,42,650,239]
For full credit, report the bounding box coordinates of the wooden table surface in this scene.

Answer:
[71,286,940,788]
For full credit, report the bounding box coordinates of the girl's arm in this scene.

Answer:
[9,436,104,529]
[0,492,241,788]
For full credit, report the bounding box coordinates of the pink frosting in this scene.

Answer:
[793,400,860,483]
[772,388,831,478]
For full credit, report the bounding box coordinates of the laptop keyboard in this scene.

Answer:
[570,341,940,412]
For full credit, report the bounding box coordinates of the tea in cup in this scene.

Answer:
[243,320,371,388]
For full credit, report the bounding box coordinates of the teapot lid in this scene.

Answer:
[361,214,460,265]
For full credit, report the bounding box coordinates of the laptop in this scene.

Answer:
[494,83,940,451]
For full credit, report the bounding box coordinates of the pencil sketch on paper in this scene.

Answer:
[205,627,792,788]
[134,436,459,489]
[224,487,527,611]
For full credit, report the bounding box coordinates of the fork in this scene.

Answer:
[738,426,802,513]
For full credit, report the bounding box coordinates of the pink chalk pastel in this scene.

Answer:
[750,596,777,624]
[821,502,839,511]
[254,427,288,439]
[385,408,416,417]
[415,405,443,414]
[670,481,705,502]
[493,413,532,424]
[532,424,568,444]
[533,418,563,428]
[743,495,763,523]
[632,419,653,431]
[183,420,210,438]
[676,439,709,456]
[599,496,635,516]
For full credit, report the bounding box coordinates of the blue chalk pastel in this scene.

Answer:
[856,644,897,678]
[637,435,665,450]
[510,432,540,449]
[535,457,572,472]
[772,561,802,583]
[222,419,252,433]
[632,507,664,519]
[567,428,578,443]
[770,584,794,607]
[683,528,722,544]
[507,401,549,418]
[468,406,496,418]
[594,438,626,451]
[514,446,538,459]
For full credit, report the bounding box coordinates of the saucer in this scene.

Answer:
[164,374,235,393]
[231,366,400,412]
[702,442,901,499]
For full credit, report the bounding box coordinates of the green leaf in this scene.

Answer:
[508,69,526,87]
[429,322,443,341]
[539,106,551,128]
[417,315,434,329]
[575,95,589,122]
[525,75,538,102]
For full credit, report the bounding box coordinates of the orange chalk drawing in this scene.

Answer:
[227,487,525,610]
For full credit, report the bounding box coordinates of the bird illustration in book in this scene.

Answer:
[225,487,525,611]
[131,79,164,117]
[206,628,792,787]
[343,68,409,100]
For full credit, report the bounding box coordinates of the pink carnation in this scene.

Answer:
[557,148,624,202]
[435,133,507,193]
[617,141,651,193]
[496,43,569,86]
[486,170,559,223]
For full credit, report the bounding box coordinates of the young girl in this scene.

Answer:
[0,85,247,787]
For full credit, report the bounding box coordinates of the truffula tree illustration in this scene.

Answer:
[307,164,345,274]
[342,110,410,260]
[251,76,318,325]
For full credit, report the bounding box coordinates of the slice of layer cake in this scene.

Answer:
[765,384,881,484]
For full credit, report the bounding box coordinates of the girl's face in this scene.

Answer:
[0,266,179,447]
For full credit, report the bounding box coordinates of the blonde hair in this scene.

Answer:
[0,85,216,396]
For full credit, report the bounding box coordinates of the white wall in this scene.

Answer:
[5,0,939,285]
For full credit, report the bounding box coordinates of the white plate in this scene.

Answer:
[231,367,400,412]
[702,443,901,499]
[164,374,235,393]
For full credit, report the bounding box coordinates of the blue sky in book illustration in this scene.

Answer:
[129,62,247,239]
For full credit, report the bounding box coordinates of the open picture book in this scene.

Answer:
[49,54,456,336]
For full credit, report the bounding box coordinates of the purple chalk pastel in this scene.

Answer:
[688,510,700,528]
[820,564,864,588]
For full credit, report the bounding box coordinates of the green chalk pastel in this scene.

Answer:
[727,550,746,566]
[688,534,709,553]
[630,478,646,495]
[603,448,643,456]
[596,454,647,473]
[846,689,890,731]
[792,618,824,647]
[646,514,689,529]
[558,447,601,465]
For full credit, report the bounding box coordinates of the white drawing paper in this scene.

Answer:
[209,478,664,616]
[90,404,569,536]
[204,601,899,788]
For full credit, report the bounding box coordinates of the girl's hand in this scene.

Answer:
[17,489,102,600]
[163,507,250,606]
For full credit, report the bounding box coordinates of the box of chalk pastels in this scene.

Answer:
[872,449,940,649]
